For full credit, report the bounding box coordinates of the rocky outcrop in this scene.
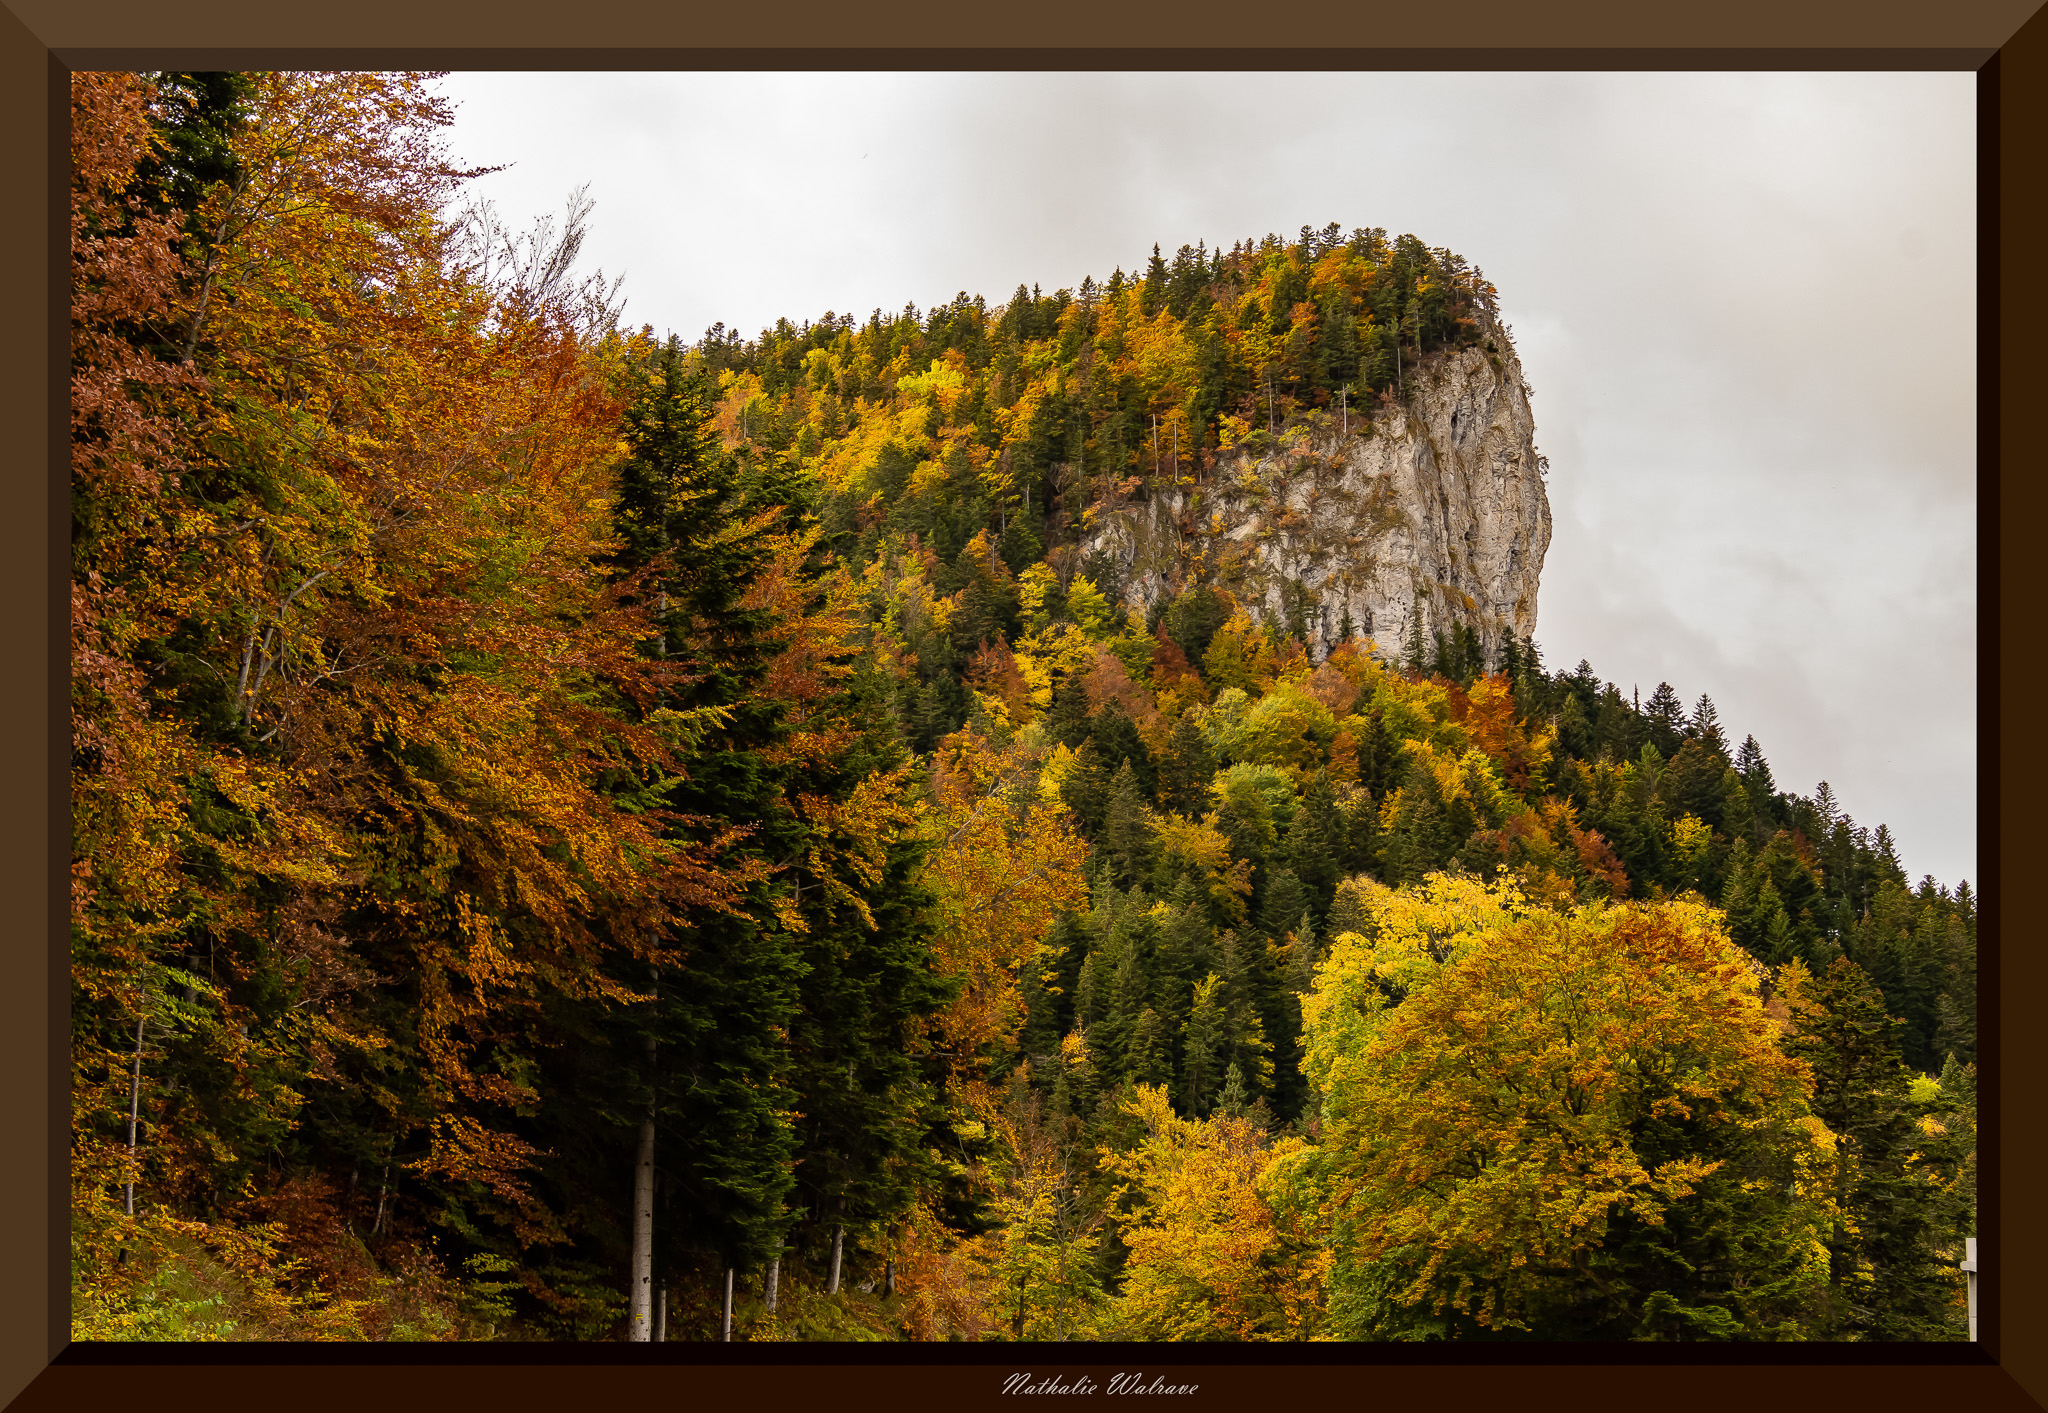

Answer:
[1079,312,1551,667]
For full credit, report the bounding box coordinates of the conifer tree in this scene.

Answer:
[1785,958,1971,1339]
[1642,682,1686,757]
[1286,772,1343,915]
[1100,761,1158,888]
[1180,974,1228,1118]
[1156,711,1216,820]
[611,336,811,1293]
[1126,1008,1174,1089]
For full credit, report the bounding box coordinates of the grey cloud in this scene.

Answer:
[438,69,1976,888]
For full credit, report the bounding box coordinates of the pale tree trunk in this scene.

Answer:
[628,1106,654,1340]
[721,1267,734,1342]
[764,1255,779,1314]
[828,1223,844,1295]
[628,979,659,1341]
[125,1011,144,1217]
[654,1285,667,1342]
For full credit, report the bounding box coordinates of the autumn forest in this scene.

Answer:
[70,71,1976,1343]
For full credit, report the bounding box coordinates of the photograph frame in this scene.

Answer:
[7,1,2040,1407]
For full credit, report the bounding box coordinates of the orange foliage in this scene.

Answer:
[1571,823,1632,900]
[1080,646,1161,739]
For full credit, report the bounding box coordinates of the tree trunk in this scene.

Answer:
[628,1106,655,1340]
[764,1255,779,1314]
[828,1223,844,1295]
[125,1011,144,1218]
[883,1258,894,1298]
[371,1139,393,1236]
[655,1284,667,1342]
[721,1266,734,1342]
[629,973,660,1341]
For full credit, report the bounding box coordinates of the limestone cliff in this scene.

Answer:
[1079,311,1551,666]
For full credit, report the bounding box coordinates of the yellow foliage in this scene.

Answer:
[1303,885,1840,1336]
[1097,1086,1323,1340]
[920,728,1090,1107]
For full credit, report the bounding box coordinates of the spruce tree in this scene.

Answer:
[1181,974,1228,1117]
[1156,710,1216,819]
[1286,771,1343,916]
[607,337,812,1285]
[1788,958,1972,1340]
[1099,761,1157,888]
[1642,682,1686,757]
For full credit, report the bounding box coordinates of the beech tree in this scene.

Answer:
[1301,876,1839,1339]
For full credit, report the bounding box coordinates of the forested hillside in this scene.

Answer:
[71,70,1975,1343]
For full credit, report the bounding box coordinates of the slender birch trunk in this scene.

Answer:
[628,1103,654,1340]
[655,1285,667,1342]
[125,1011,144,1218]
[827,1223,844,1295]
[721,1267,734,1342]
[628,974,659,1341]
[764,1255,779,1314]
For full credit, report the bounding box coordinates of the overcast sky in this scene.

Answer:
[434,70,1977,892]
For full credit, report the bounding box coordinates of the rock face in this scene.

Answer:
[1079,312,1551,666]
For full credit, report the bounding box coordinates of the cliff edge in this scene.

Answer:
[1079,311,1551,666]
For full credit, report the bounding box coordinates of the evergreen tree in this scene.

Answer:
[1156,710,1215,819]
[1285,771,1343,916]
[1403,606,1427,676]
[1127,1007,1174,1088]
[1658,738,1729,833]
[1687,693,1729,757]
[1090,702,1157,795]
[1260,868,1310,944]
[1216,1061,1250,1118]
[1181,974,1228,1118]
[1786,959,1971,1340]
[1099,761,1157,888]
[608,336,815,1281]
[1847,880,1946,1073]
[1642,682,1686,757]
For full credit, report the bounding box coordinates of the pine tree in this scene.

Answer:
[1127,1007,1174,1089]
[1642,682,1686,757]
[1141,243,1169,318]
[1260,868,1310,943]
[609,335,813,1288]
[1156,710,1215,819]
[1100,760,1157,888]
[1181,974,1228,1118]
[1687,693,1729,757]
[1216,1062,1250,1118]
[1285,772,1343,916]
[1786,958,1971,1339]
[1403,605,1427,676]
